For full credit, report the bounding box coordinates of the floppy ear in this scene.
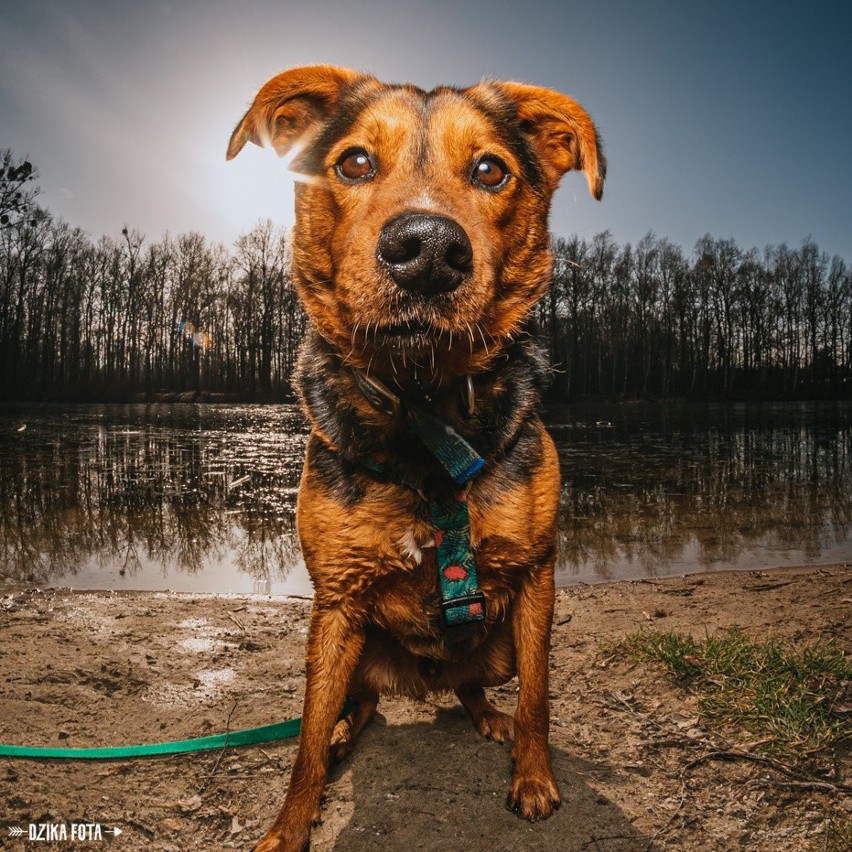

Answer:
[226,65,368,161]
[484,81,606,199]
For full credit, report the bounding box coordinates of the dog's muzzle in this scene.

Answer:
[377,213,472,296]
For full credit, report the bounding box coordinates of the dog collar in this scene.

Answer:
[353,369,487,628]
[353,370,484,485]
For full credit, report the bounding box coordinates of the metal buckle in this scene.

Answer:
[440,592,487,628]
[354,370,401,419]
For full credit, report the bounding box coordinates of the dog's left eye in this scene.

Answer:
[472,156,509,190]
[335,149,375,182]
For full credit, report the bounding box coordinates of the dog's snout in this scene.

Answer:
[377,213,473,295]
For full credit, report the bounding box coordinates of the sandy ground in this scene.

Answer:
[0,565,850,851]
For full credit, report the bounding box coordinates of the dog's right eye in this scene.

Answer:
[471,155,510,191]
[335,149,376,183]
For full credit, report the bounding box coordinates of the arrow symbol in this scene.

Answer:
[108,827,123,837]
[8,827,24,837]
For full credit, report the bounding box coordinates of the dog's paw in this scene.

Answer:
[505,772,561,822]
[473,708,514,744]
[253,827,309,852]
[329,717,354,762]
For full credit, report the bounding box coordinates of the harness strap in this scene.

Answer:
[353,370,486,627]
[429,491,486,627]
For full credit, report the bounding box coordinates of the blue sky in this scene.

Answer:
[1,0,850,259]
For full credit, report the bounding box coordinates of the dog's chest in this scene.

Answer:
[371,513,521,636]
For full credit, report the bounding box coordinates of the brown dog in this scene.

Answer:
[227,66,604,851]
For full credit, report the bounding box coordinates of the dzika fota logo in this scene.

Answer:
[6,822,123,842]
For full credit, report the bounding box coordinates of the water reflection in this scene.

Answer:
[550,401,852,584]
[0,404,310,595]
[0,402,850,593]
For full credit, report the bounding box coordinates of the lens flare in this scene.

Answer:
[178,321,212,350]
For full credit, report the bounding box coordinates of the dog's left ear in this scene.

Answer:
[481,81,606,199]
[226,65,373,161]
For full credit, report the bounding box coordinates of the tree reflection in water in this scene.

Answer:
[1,402,850,592]
[0,404,307,593]
[551,401,852,583]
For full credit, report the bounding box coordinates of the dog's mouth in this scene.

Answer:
[374,321,436,348]
[344,308,497,381]
[370,320,491,356]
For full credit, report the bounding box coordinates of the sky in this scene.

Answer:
[1,0,850,260]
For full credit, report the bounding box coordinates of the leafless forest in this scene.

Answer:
[2,150,850,401]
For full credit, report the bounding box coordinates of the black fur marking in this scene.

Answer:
[295,330,551,502]
[293,82,384,175]
[462,86,547,193]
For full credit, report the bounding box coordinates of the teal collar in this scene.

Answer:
[353,370,487,628]
[353,370,484,485]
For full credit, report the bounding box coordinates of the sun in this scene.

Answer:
[216,141,299,238]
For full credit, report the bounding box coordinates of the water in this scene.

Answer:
[1,402,850,594]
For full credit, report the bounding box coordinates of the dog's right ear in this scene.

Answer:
[226,65,368,161]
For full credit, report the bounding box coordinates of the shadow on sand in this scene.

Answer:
[318,703,645,851]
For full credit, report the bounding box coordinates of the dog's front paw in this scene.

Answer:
[505,771,561,822]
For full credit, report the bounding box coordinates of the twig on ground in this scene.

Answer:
[197,700,240,793]
[644,777,688,850]
[682,750,852,793]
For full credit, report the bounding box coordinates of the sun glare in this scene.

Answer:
[278,139,320,187]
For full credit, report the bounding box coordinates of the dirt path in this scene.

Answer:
[1,565,849,850]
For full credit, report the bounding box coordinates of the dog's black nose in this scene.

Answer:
[377,213,473,295]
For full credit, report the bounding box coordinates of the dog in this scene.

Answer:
[227,65,604,851]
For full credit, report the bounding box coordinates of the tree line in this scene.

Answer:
[1,149,850,401]
[538,231,851,399]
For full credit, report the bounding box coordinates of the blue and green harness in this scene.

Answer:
[353,371,487,629]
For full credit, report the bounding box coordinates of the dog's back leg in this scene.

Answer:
[456,685,514,744]
[330,683,379,762]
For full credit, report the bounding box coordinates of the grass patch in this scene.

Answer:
[824,812,852,852]
[616,629,851,756]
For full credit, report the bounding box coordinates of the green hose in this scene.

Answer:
[0,699,350,760]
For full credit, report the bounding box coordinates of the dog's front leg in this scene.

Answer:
[506,558,562,821]
[255,604,365,852]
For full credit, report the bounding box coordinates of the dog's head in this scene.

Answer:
[228,65,604,384]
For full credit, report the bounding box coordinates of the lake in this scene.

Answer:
[1,401,850,595]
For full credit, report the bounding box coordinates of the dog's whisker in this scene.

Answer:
[465,322,475,355]
[476,323,490,356]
